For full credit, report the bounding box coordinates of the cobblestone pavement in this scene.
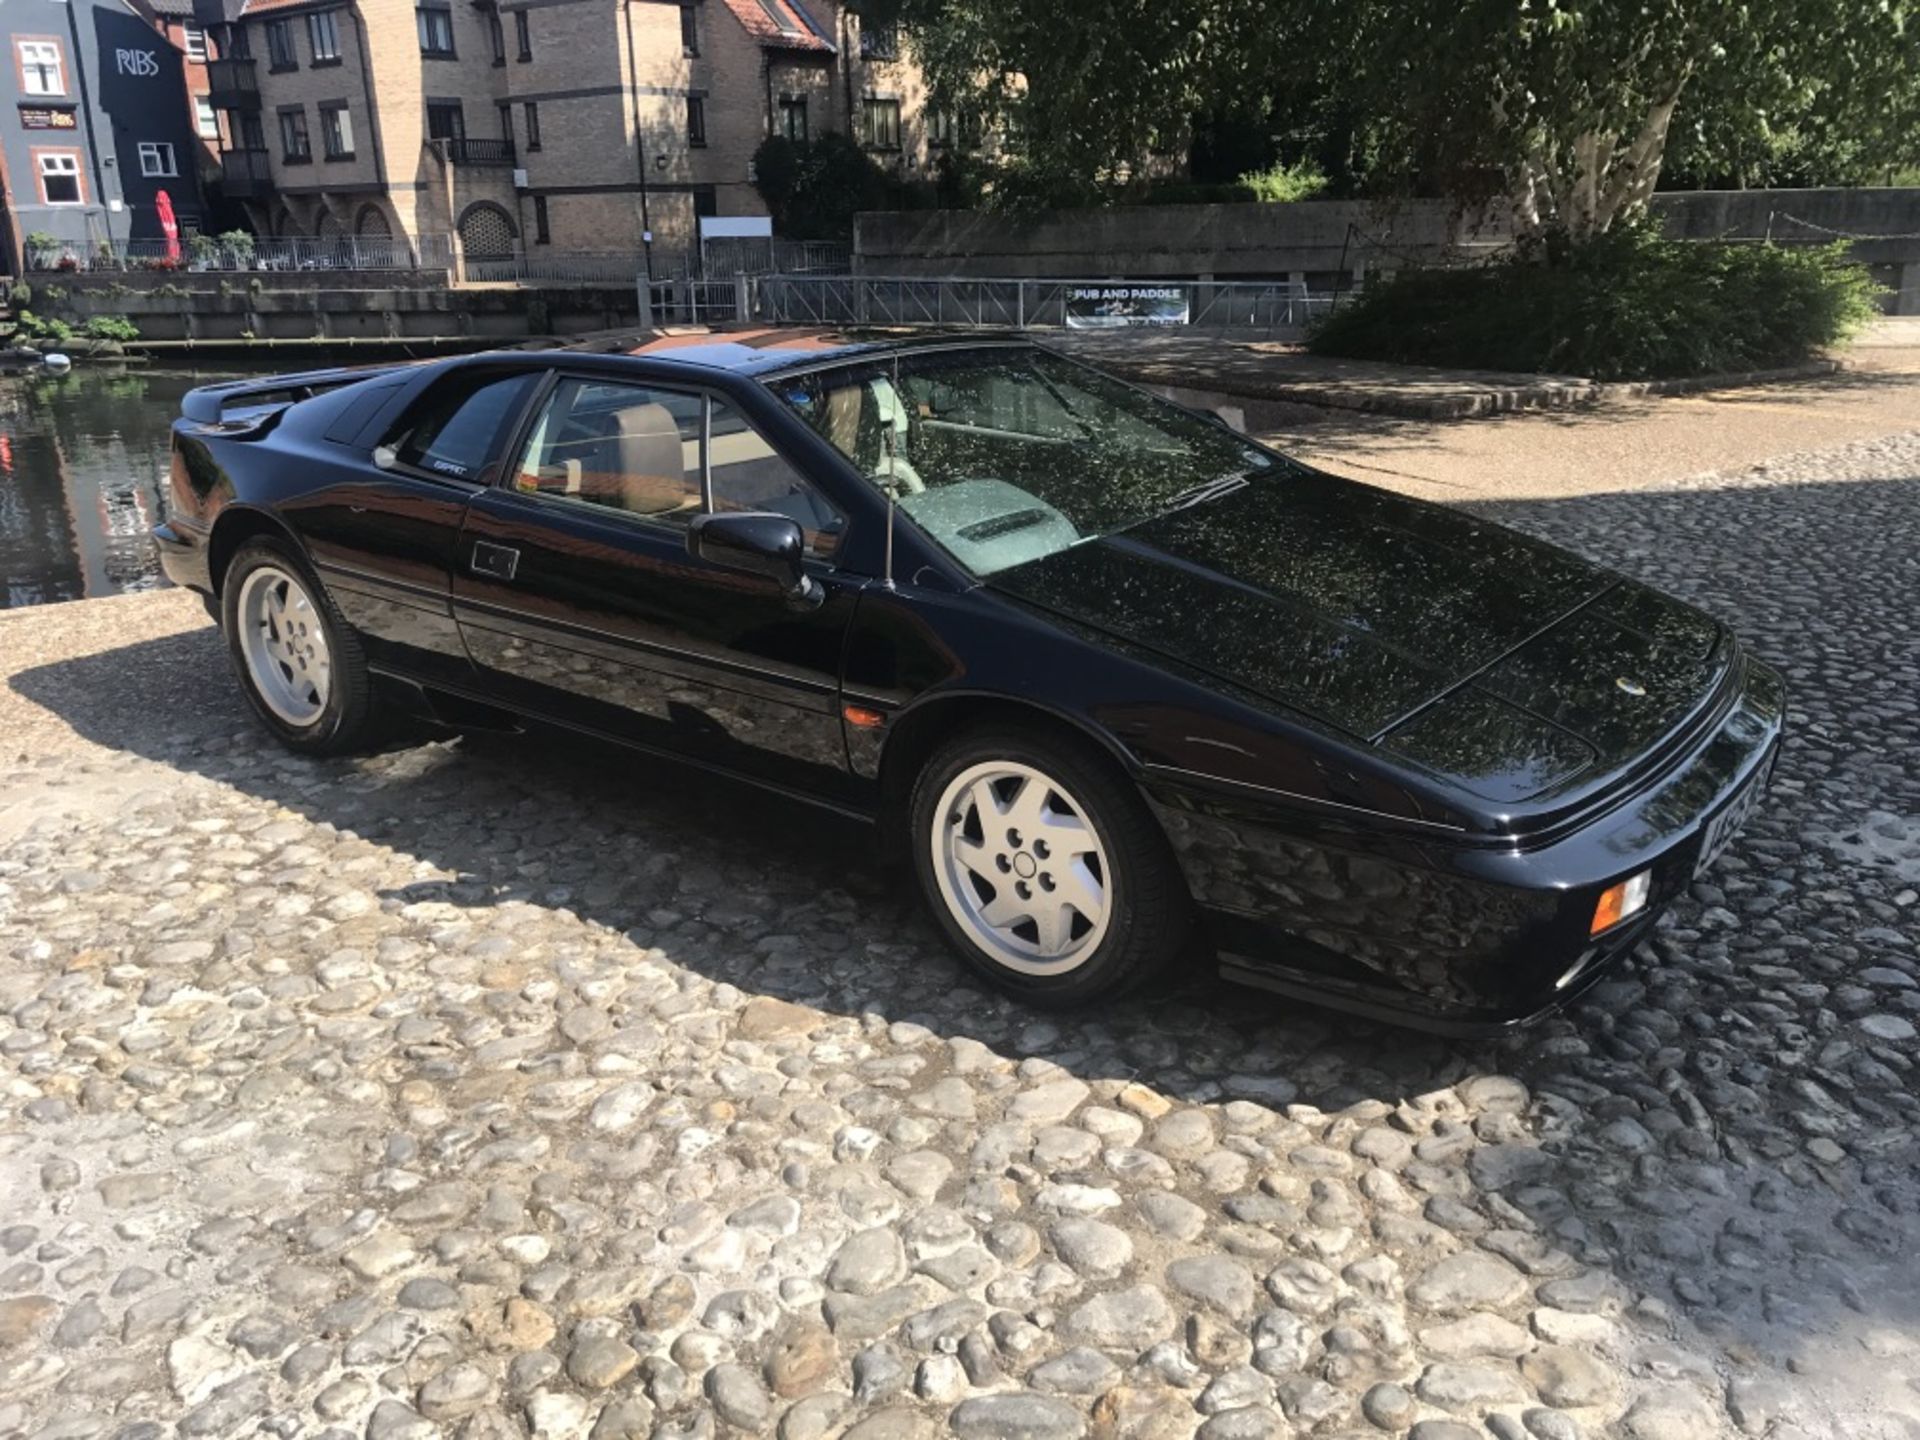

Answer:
[1,429,1918,1440]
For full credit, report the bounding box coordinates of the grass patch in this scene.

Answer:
[1308,226,1881,380]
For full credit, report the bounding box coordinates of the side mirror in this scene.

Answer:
[687,512,823,610]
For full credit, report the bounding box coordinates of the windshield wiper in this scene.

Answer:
[1161,474,1249,514]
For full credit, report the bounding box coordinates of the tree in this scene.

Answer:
[880,0,1920,239]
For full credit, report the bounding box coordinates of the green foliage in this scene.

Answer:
[13,310,75,344]
[189,234,221,265]
[1308,228,1881,381]
[1138,180,1256,205]
[751,132,930,239]
[885,0,1920,231]
[9,282,32,308]
[1238,159,1328,203]
[82,315,140,342]
[220,230,257,259]
[41,284,67,301]
[25,231,57,252]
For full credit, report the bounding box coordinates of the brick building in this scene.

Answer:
[188,0,931,258]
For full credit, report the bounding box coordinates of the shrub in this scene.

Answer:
[9,282,32,308]
[83,315,139,342]
[1238,160,1329,204]
[220,229,256,260]
[189,234,221,266]
[14,310,74,343]
[1307,226,1881,381]
[751,132,931,238]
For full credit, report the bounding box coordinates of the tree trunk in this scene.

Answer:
[1506,78,1688,246]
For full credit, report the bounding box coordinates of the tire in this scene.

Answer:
[909,724,1193,1008]
[220,536,381,755]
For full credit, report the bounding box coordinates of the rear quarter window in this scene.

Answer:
[389,371,540,480]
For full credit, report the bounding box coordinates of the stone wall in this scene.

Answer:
[853,189,1920,313]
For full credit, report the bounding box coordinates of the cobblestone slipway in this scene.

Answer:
[1,431,1916,1440]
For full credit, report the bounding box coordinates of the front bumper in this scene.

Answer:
[1150,656,1786,1034]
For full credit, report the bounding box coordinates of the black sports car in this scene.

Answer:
[155,332,1782,1032]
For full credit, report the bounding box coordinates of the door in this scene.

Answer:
[449,373,863,801]
[289,365,541,687]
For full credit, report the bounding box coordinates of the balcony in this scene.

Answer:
[220,147,275,198]
[443,137,517,166]
[205,57,260,110]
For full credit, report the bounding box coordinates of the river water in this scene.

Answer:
[0,364,246,609]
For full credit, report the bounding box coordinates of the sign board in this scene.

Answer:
[699,215,774,240]
[19,106,78,130]
[1064,284,1190,329]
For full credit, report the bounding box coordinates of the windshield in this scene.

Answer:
[768,346,1282,576]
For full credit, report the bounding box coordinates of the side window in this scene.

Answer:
[708,400,846,561]
[389,370,538,481]
[512,377,702,524]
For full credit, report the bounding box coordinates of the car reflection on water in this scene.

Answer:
[0,365,246,609]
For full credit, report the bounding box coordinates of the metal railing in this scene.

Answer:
[649,279,744,325]
[754,274,1345,332]
[445,137,516,167]
[23,233,455,274]
[460,249,701,285]
[700,236,850,279]
[221,147,275,198]
[205,56,260,108]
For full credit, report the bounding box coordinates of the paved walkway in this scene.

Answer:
[0,379,1918,1440]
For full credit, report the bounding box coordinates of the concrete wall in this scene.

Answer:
[45,278,641,339]
[853,189,1920,314]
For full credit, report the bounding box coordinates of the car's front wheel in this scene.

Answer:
[909,725,1192,1008]
[222,537,379,754]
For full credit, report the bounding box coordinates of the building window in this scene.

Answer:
[265,18,296,70]
[859,21,897,59]
[778,95,807,142]
[416,5,456,57]
[35,150,83,205]
[487,8,505,64]
[522,101,540,151]
[138,141,179,177]
[238,112,266,150]
[181,22,208,61]
[752,0,801,36]
[860,96,901,151]
[680,4,698,56]
[514,10,531,59]
[686,95,706,147]
[497,101,513,142]
[195,97,220,139]
[307,11,341,63]
[533,195,550,245]
[17,38,66,96]
[426,100,465,142]
[224,22,250,58]
[279,106,311,163]
[321,102,354,159]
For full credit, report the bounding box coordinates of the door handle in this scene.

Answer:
[470,541,519,581]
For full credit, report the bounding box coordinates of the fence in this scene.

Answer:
[460,241,848,288]
[23,234,454,275]
[700,237,850,279]
[647,278,746,325]
[753,275,1344,332]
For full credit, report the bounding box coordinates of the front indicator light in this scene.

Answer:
[1591,870,1652,935]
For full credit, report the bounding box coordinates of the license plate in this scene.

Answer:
[1694,759,1770,879]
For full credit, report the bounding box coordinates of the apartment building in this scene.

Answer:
[190,0,930,259]
[0,0,210,271]
[145,0,225,171]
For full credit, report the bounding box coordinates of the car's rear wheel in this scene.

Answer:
[909,725,1192,1008]
[222,537,379,754]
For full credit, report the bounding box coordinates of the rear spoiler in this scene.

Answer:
[179,363,412,424]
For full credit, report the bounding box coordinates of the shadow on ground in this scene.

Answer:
[10,467,1920,1432]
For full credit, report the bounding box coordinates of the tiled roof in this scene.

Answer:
[718,0,834,53]
[145,0,199,18]
[239,0,330,15]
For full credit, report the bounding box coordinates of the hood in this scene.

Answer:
[992,472,1613,739]
[990,472,1728,802]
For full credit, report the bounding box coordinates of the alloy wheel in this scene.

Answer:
[931,759,1113,974]
[236,564,331,727]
